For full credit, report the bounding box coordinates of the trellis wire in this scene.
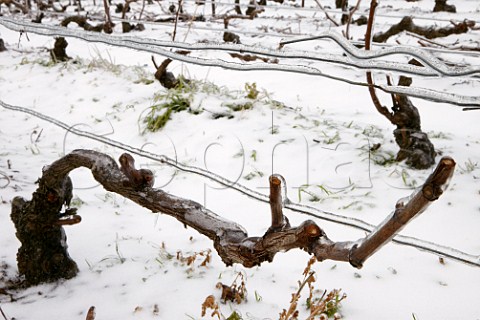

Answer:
[23,4,480,57]
[1,99,479,267]
[1,17,479,107]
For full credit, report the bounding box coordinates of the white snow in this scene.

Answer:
[1,0,479,319]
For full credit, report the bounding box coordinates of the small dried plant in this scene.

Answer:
[201,295,222,320]
[177,248,212,266]
[200,272,248,319]
[280,257,347,320]
[155,242,211,278]
[216,271,248,304]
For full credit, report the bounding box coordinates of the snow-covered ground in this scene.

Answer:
[1,0,479,319]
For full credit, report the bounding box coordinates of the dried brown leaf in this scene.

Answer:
[201,295,221,320]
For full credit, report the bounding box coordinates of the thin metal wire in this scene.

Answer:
[1,99,479,267]
[1,18,479,107]
[22,3,480,57]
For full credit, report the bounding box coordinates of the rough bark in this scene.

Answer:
[35,1,67,12]
[60,16,106,32]
[50,37,71,62]
[234,0,242,14]
[11,175,78,285]
[102,0,114,34]
[373,17,474,43]
[0,0,29,13]
[32,12,45,23]
[391,92,436,169]
[222,8,264,29]
[223,31,241,44]
[152,57,180,89]
[338,0,349,25]
[0,38,6,52]
[365,0,436,169]
[335,0,347,8]
[433,0,456,13]
[10,150,455,285]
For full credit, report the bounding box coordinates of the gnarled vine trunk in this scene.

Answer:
[10,150,454,286]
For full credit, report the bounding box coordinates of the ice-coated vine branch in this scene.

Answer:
[1,99,479,267]
[348,157,456,267]
[11,150,457,285]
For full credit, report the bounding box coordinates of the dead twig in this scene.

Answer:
[313,0,339,27]
[222,9,264,29]
[0,170,11,189]
[102,0,114,33]
[139,0,146,20]
[344,0,362,39]
[364,0,394,123]
[172,0,183,41]
[121,0,137,19]
[405,31,449,48]
[407,32,480,52]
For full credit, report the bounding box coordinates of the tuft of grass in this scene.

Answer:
[143,78,197,132]
[254,290,263,302]
[225,101,254,112]
[250,150,257,162]
[69,196,85,208]
[144,94,191,132]
[20,57,57,68]
[142,79,283,132]
[364,144,397,167]
[319,131,341,145]
[297,184,332,202]
[86,48,122,75]
[243,169,264,181]
[226,311,242,320]
[458,158,478,174]
[400,169,418,188]
[131,65,155,85]
[427,131,451,140]
[360,125,384,139]
[244,82,259,99]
